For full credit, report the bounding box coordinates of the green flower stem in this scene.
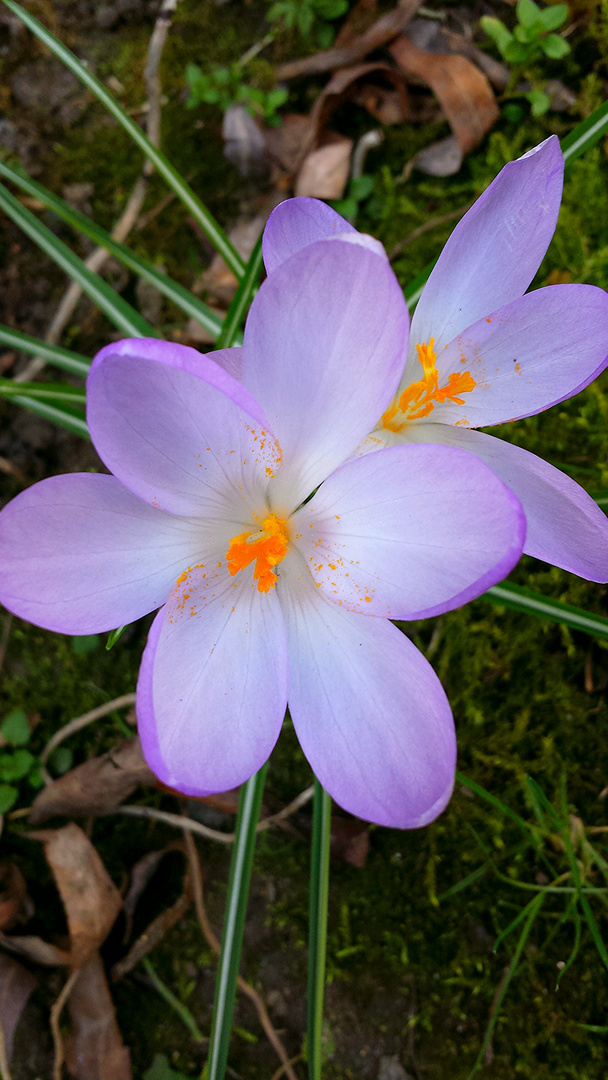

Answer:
[307,779,332,1080]
[0,160,228,343]
[562,100,608,164]
[216,237,263,350]
[141,956,205,1044]
[482,581,608,640]
[206,765,267,1080]
[0,325,90,376]
[0,181,154,339]
[2,0,245,280]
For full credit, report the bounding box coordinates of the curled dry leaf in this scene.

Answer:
[334,0,379,48]
[29,738,155,824]
[222,104,269,180]
[0,933,71,967]
[389,33,498,172]
[0,952,37,1063]
[330,817,370,868]
[0,861,28,931]
[66,953,131,1080]
[28,823,122,967]
[406,17,509,92]
[122,843,182,943]
[295,135,353,199]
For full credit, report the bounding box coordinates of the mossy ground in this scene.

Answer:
[1,1,608,1077]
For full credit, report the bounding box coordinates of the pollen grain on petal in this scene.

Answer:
[381,337,477,432]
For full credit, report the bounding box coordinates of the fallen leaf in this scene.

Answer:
[406,17,509,92]
[412,134,463,176]
[66,953,131,1080]
[0,861,28,931]
[222,104,269,179]
[0,952,37,1062]
[389,34,498,164]
[276,0,422,80]
[334,0,378,47]
[330,817,370,867]
[264,112,313,176]
[29,738,154,824]
[309,61,409,141]
[0,933,71,967]
[200,212,269,305]
[28,824,122,967]
[122,844,181,943]
[295,135,353,199]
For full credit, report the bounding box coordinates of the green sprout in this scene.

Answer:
[481,0,571,116]
[266,0,348,48]
[0,708,72,813]
[185,62,288,126]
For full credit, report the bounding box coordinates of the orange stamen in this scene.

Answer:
[226,514,289,593]
[381,338,476,432]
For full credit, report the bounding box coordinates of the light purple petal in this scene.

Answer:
[410,136,563,353]
[87,354,280,519]
[292,443,525,619]
[137,566,288,795]
[429,284,608,428]
[278,552,456,828]
[263,197,356,275]
[242,239,408,512]
[409,424,608,580]
[91,337,246,399]
[0,474,206,634]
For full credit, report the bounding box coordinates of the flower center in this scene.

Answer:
[381,338,476,432]
[226,514,290,593]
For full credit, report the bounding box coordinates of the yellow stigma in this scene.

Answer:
[226,514,289,593]
[381,338,476,432]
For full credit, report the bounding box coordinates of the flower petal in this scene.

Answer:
[262,197,356,274]
[87,354,280,518]
[431,284,608,428]
[409,136,563,355]
[0,473,205,633]
[242,239,408,512]
[137,565,288,795]
[91,336,245,393]
[407,424,608,580]
[292,443,525,619]
[278,552,456,828]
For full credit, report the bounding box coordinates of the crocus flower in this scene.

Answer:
[0,238,525,828]
[262,136,608,581]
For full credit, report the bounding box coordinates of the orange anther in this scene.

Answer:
[226,514,289,592]
[381,338,476,432]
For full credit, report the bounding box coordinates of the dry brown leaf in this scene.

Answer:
[0,952,37,1062]
[406,17,509,92]
[28,824,122,967]
[264,113,313,176]
[29,738,154,824]
[0,862,28,931]
[413,133,463,176]
[308,62,408,158]
[0,932,72,967]
[66,954,131,1080]
[330,817,370,867]
[295,136,353,199]
[389,35,498,161]
[122,843,182,942]
[222,104,269,179]
[334,0,378,47]
[276,0,422,80]
[200,213,269,305]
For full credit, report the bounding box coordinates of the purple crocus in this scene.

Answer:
[0,237,525,828]
[262,136,608,581]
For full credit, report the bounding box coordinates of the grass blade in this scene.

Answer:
[2,0,245,280]
[216,237,263,350]
[0,378,86,404]
[7,395,89,438]
[0,159,228,342]
[141,956,205,1044]
[206,766,267,1080]
[308,779,332,1080]
[456,772,538,838]
[106,625,128,651]
[0,324,90,376]
[481,581,608,640]
[0,181,155,338]
[562,100,608,163]
[579,894,608,973]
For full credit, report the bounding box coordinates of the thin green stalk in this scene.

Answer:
[0,378,85,404]
[141,956,205,1044]
[216,237,263,350]
[8,395,90,438]
[2,0,245,280]
[308,779,332,1080]
[206,765,267,1080]
[562,100,608,163]
[0,324,90,376]
[0,159,228,342]
[481,581,608,640]
[0,181,155,338]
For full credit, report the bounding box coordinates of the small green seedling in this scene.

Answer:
[331,174,375,224]
[0,708,73,813]
[186,63,288,125]
[481,0,571,115]
[267,0,348,47]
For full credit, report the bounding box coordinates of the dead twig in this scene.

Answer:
[40,692,137,781]
[50,967,80,1080]
[183,828,299,1080]
[15,0,181,383]
[109,783,315,844]
[388,200,473,261]
[275,0,422,81]
[270,1056,304,1080]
